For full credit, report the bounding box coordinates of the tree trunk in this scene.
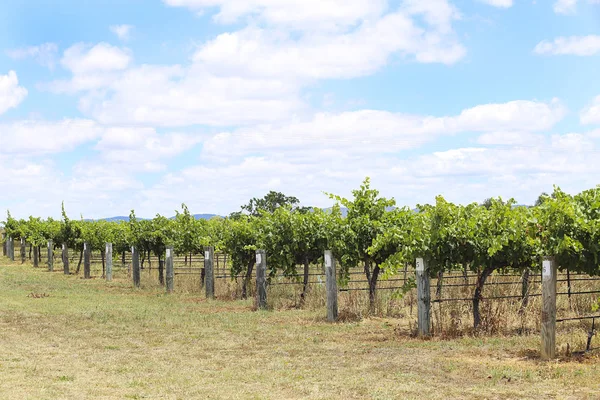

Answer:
[122,251,126,268]
[242,258,254,300]
[463,263,469,285]
[300,255,310,305]
[75,248,84,274]
[436,270,444,299]
[141,251,145,269]
[369,265,381,313]
[473,265,495,330]
[29,244,32,260]
[185,254,188,266]
[101,250,106,278]
[158,255,165,286]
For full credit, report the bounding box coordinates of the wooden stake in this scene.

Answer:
[132,246,141,288]
[256,250,267,310]
[204,246,215,299]
[166,246,174,293]
[416,257,431,337]
[83,242,91,279]
[105,243,113,282]
[325,250,338,322]
[541,256,557,360]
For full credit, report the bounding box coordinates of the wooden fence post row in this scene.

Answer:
[541,256,557,360]
[325,250,338,322]
[416,257,431,337]
[256,250,267,310]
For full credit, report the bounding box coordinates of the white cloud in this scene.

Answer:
[534,35,600,56]
[201,99,566,162]
[581,95,600,125]
[553,0,577,14]
[110,24,133,41]
[95,127,202,171]
[61,42,131,74]
[0,119,102,155]
[6,43,59,69]
[478,0,513,8]
[477,132,544,146]
[0,71,28,115]
[163,0,387,31]
[44,43,133,93]
[50,2,464,127]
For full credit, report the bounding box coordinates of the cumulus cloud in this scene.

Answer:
[45,1,465,127]
[553,0,578,14]
[534,35,600,56]
[581,95,600,125]
[478,0,513,8]
[0,119,101,155]
[110,24,133,41]
[44,43,132,93]
[0,71,28,115]
[6,43,59,69]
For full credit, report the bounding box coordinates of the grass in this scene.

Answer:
[1,259,600,399]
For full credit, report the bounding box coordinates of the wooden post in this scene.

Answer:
[541,256,557,360]
[62,243,69,274]
[256,250,267,310]
[165,246,174,293]
[1,233,6,257]
[33,245,39,268]
[47,241,53,272]
[325,250,338,322]
[204,246,215,299]
[105,243,113,282]
[132,246,141,288]
[20,238,26,264]
[83,242,91,279]
[8,237,14,261]
[416,257,431,337]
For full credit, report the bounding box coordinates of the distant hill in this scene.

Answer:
[98,214,221,222]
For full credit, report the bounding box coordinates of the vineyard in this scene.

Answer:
[2,178,600,359]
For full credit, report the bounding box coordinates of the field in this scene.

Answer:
[1,260,600,399]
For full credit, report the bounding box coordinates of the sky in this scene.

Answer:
[1,0,600,219]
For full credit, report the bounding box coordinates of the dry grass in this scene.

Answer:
[1,259,600,399]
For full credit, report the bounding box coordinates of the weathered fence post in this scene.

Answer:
[9,237,15,261]
[541,256,557,360]
[33,245,39,267]
[256,250,267,310]
[132,246,141,288]
[166,246,174,293]
[105,243,113,282]
[1,233,6,257]
[62,243,69,274]
[204,246,215,299]
[47,241,53,271]
[416,257,431,337]
[325,250,338,322]
[20,238,26,264]
[83,242,91,279]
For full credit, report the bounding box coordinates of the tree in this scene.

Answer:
[327,178,399,312]
[240,191,300,216]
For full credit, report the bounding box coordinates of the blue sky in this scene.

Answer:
[1,0,600,219]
